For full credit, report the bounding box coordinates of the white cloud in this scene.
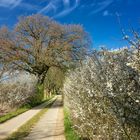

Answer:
[38,0,80,18]
[90,0,113,14]
[103,10,109,16]
[63,0,70,7]
[54,0,80,18]
[0,0,22,8]
[19,3,40,11]
[37,0,115,18]
[103,10,113,16]
[38,2,57,14]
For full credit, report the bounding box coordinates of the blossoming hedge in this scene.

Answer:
[64,49,140,140]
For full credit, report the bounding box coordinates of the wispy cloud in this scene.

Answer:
[37,0,115,18]
[38,0,80,18]
[0,0,22,8]
[90,0,113,15]
[55,0,80,18]
[19,3,40,11]
[103,10,113,16]
[63,0,70,7]
[103,10,109,16]
[38,2,57,14]
[80,3,95,9]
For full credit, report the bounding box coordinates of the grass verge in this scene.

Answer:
[64,108,80,140]
[0,108,29,124]
[6,97,56,140]
[0,97,53,124]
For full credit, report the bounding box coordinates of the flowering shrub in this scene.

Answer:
[63,49,140,140]
[0,72,38,114]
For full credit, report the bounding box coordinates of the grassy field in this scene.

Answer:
[64,108,80,140]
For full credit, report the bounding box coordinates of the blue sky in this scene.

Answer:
[0,0,140,49]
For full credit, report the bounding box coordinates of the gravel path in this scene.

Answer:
[24,95,65,140]
[0,97,56,140]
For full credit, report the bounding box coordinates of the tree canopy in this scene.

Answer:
[0,14,90,84]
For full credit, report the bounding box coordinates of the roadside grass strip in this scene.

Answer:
[0,97,53,124]
[64,108,80,140]
[0,108,29,124]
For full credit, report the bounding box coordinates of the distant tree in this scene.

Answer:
[0,14,90,85]
[44,66,65,95]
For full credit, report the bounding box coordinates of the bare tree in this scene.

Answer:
[0,14,90,84]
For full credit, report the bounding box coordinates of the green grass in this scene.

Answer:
[64,108,80,140]
[6,97,56,140]
[0,107,29,124]
[0,97,53,124]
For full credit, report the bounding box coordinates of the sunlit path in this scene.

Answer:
[24,95,65,140]
[0,97,56,140]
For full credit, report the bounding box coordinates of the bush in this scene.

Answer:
[0,72,38,115]
[28,84,45,106]
[64,49,140,140]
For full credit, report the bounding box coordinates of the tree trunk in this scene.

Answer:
[37,71,48,85]
[37,69,49,100]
